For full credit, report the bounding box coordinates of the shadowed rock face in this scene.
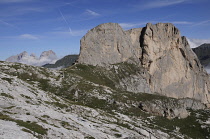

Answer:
[78,22,210,105]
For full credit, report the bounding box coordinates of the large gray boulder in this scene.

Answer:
[77,22,210,105]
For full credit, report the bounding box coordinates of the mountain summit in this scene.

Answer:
[5,50,57,66]
[78,22,210,105]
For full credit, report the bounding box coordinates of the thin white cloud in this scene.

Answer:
[191,20,210,27]
[0,6,45,17]
[187,38,210,48]
[139,0,189,9]
[58,9,72,35]
[85,9,100,16]
[50,29,87,37]
[0,19,19,30]
[19,34,39,40]
[170,21,192,25]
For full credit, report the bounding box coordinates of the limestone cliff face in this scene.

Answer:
[78,23,140,66]
[77,22,210,105]
[139,23,210,104]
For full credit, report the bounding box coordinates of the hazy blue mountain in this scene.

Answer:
[5,50,57,66]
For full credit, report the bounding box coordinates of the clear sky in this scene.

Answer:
[0,0,210,60]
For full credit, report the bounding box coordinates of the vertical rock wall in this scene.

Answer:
[77,22,210,105]
[138,23,210,104]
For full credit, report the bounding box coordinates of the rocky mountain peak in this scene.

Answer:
[18,51,28,60]
[40,50,57,59]
[78,22,139,66]
[6,50,58,66]
[30,53,37,58]
[77,22,210,105]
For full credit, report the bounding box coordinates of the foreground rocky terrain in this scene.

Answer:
[0,61,209,139]
[0,22,210,138]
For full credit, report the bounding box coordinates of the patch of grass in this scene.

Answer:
[22,128,33,134]
[111,128,119,132]
[61,121,70,127]
[150,109,210,138]
[4,106,15,109]
[114,133,122,138]
[42,115,50,118]
[38,118,48,124]
[20,94,31,99]
[1,93,14,99]
[44,101,68,109]
[1,77,12,84]
[0,113,47,136]
[114,121,131,130]
[85,136,95,139]
[66,64,117,89]
[53,102,68,108]
[25,100,31,104]
[2,110,13,114]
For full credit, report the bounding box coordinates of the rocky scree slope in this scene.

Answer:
[0,61,210,138]
[78,22,210,105]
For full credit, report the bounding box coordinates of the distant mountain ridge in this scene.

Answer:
[43,54,78,69]
[5,50,57,66]
[193,43,210,67]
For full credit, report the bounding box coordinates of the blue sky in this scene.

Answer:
[0,0,210,60]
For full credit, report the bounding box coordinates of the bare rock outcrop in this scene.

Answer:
[139,23,210,104]
[77,22,210,105]
[78,23,141,66]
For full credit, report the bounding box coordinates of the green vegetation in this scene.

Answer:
[1,93,14,99]
[149,109,210,138]
[0,113,47,136]
[85,136,95,139]
[43,54,78,68]
[22,128,33,134]
[61,121,70,127]
[114,133,122,138]
[193,43,210,66]
[44,101,68,109]
[4,106,15,109]
[42,115,50,118]
[20,94,31,99]
[1,77,12,84]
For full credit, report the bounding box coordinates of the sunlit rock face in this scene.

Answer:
[77,23,141,66]
[78,22,210,105]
